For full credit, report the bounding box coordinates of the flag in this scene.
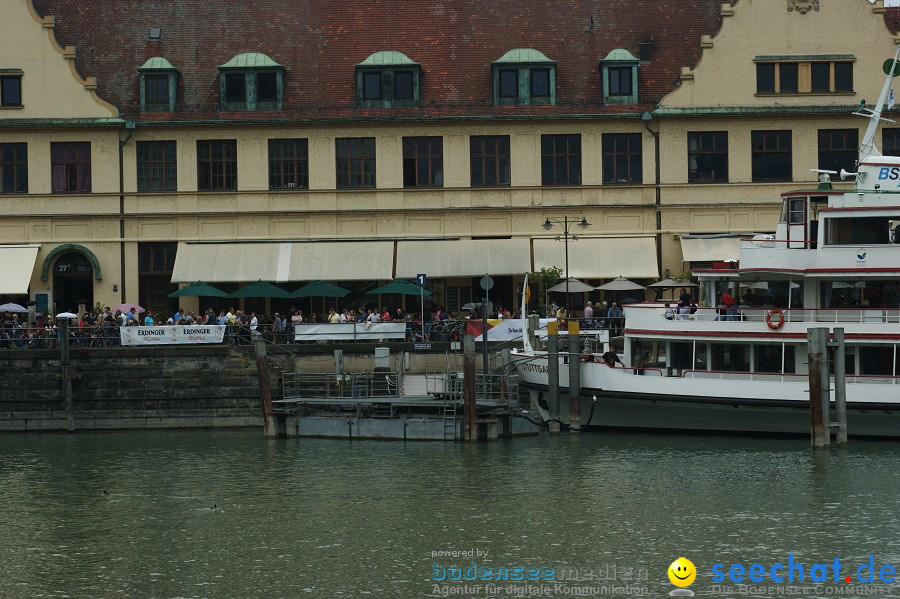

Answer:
[890,88,895,110]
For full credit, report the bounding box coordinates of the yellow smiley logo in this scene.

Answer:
[668,557,697,587]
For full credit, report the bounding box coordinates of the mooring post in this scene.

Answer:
[832,327,848,447]
[58,318,75,433]
[463,333,477,441]
[568,320,581,434]
[253,337,276,438]
[807,328,828,449]
[546,320,560,435]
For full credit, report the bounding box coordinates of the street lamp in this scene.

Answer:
[542,216,590,314]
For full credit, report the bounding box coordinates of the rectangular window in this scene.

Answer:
[531,69,550,97]
[688,132,728,183]
[402,136,443,188]
[756,63,775,93]
[608,66,633,96]
[817,129,857,175]
[541,134,581,186]
[499,70,518,98]
[137,140,177,192]
[268,138,309,190]
[751,130,792,182]
[336,137,376,189]
[144,75,169,107]
[779,62,798,93]
[50,142,91,193]
[470,136,510,187]
[197,139,237,191]
[834,62,853,92]
[602,133,642,184]
[257,72,278,103]
[395,71,414,100]
[0,142,27,193]
[883,128,900,157]
[811,62,830,93]
[224,73,246,103]
[0,75,22,106]
[363,72,382,100]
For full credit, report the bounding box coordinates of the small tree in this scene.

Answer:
[529,266,563,310]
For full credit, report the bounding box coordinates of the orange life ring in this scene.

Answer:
[765,308,785,330]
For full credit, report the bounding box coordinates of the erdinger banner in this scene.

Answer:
[119,325,226,346]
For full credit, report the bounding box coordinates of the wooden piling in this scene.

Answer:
[463,333,477,441]
[807,328,828,449]
[59,318,75,433]
[832,327,848,447]
[253,337,276,438]
[568,320,581,433]
[546,321,560,435]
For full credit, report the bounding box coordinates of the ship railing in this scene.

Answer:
[643,306,900,325]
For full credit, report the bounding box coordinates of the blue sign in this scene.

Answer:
[417,273,427,286]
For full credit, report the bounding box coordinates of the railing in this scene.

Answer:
[630,305,900,325]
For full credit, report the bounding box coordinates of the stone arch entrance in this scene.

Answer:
[53,252,94,313]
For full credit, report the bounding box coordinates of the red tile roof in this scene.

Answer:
[33,0,734,124]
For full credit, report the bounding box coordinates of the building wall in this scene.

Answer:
[1,0,899,314]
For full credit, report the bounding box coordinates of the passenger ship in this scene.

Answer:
[514,52,900,437]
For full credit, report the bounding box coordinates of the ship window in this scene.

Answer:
[826,216,895,245]
[755,345,795,374]
[788,199,805,224]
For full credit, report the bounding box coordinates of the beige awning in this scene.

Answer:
[287,241,394,281]
[0,245,40,294]
[171,241,395,283]
[679,236,745,262]
[532,236,658,278]
[395,239,531,278]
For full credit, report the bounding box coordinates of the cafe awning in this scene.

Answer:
[0,245,40,294]
[171,241,395,283]
[679,235,747,262]
[395,239,531,278]
[532,236,658,279]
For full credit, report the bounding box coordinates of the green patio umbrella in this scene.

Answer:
[229,280,291,298]
[290,280,352,298]
[366,279,433,296]
[168,281,230,298]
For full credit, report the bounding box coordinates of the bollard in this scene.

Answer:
[546,320,560,435]
[832,328,848,447]
[463,334,477,441]
[253,338,276,438]
[568,320,581,433]
[58,318,75,433]
[807,328,829,449]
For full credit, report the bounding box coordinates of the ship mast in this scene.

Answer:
[858,45,900,163]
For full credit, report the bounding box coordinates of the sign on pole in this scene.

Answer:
[417,273,426,341]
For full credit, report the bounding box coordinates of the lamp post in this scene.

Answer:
[542,216,590,314]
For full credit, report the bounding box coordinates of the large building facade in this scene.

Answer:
[0,0,898,316]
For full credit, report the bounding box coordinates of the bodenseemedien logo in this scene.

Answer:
[668,557,696,597]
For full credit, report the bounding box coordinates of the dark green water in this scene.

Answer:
[1,430,899,599]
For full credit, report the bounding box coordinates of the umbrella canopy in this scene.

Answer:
[113,302,144,314]
[648,278,698,288]
[596,277,646,291]
[366,279,433,296]
[56,312,78,319]
[290,280,352,298]
[229,280,291,298]
[0,302,27,312]
[547,278,596,293]
[169,281,230,298]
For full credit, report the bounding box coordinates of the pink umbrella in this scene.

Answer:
[113,302,145,314]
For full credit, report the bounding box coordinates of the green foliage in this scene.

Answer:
[530,266,563,288]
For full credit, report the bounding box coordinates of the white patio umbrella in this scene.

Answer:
[596,277,646,291]
[0,302,27,312]
[548,278,596,293]
[648,278,698,289]
[55,312,78,319]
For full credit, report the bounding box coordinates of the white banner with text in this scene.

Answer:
[294,322,408,341]
[119,325,227,346]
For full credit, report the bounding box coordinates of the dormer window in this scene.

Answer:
[138,58,178,112]
[356,51,421,108]
[601,49,639,104]
[492,49,556,106]
[218,53,284,111]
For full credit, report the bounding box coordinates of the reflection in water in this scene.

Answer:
[1,431,899,597]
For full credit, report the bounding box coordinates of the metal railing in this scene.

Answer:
[634,306,900,325]
[682,369,900,384]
